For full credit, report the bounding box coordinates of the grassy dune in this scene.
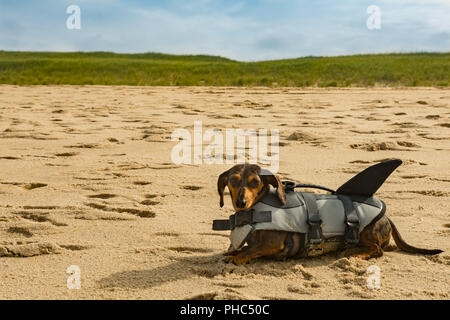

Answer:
[0,51,448,87]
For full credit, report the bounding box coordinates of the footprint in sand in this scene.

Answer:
[287,283,320,295]
[399,190,449,197]
[350,142,397,151]
[350,141,420,152]
[23,183,47,190]
[154,232,179,237]
[140,199,160,205]
[14,210,67,226]
[213,281,247,289]
[400,175,427,179]
[144,194,162,199]
[349,160,371,164]
[185,289,252,300]
[0,241,61,257]
[134,181,151,186]
[286,131,320,142]
[64,143,99,149]
[182,110,198,116]
[87,193,117,199]
[59,244,92,251]
[374,158,427,166]
[286,131,331,147]
[23,205,59,210]
[85,202,155,218]
[391,122,424,128]
[207,114,231,119]
[168,247,213,253]
[148,163,180,170]
[180,185,203,191]
[417,133,448,140]
[54,152,79,157]
[341,168,362,174]
[430,178,450,182]
[396,141,420,148]
[7,226,33,238]
[350,130,384,135]
[6,220,61,238]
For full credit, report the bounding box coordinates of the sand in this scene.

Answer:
[0,85,448,299]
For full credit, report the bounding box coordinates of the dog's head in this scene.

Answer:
[217,164,286,211]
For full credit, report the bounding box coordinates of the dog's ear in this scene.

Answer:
[260,169,286,205]
[217,169,230,207]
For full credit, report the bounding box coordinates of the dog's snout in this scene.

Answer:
[235,188,247,209]
[236,198,247,208]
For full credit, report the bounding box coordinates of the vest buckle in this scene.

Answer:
[308,220,323,243]
[307,220,324,256]
[345,221,360,244]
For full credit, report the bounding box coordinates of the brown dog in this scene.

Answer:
[217,163,443,264]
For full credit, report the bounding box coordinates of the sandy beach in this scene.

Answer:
[0,85,448,299]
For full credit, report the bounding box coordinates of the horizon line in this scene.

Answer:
[1,50,449,63]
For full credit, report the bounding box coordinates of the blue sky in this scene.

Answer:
[0,0,449,61]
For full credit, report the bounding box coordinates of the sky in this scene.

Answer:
[0,0,449,61]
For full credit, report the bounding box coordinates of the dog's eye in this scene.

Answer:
[247,177,260,188]
[229,175,240,187]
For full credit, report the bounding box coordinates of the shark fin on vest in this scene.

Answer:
[336,159,402,197]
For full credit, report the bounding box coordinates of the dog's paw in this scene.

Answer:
[224,255,250,265]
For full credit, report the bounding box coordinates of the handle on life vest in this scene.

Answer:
[282,181,336,194]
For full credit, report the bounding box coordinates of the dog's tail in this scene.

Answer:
[388,218,443,255]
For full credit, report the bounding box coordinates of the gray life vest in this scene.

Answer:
[213,188,386,258]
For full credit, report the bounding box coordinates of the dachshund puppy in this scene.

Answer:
[217,164,443,264]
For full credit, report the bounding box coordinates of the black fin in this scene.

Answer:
[336,159,402,197]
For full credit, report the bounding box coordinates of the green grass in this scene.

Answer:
[0,51,448,87]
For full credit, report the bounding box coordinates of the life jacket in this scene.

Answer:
[212,159,401,258]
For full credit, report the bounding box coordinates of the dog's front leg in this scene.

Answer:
[224,230,286,264]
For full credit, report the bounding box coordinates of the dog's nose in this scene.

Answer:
[236,198,247,208]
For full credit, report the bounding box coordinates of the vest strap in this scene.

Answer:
[300,192,324,256]
[212,210,272,231]
[338,195,360,244]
